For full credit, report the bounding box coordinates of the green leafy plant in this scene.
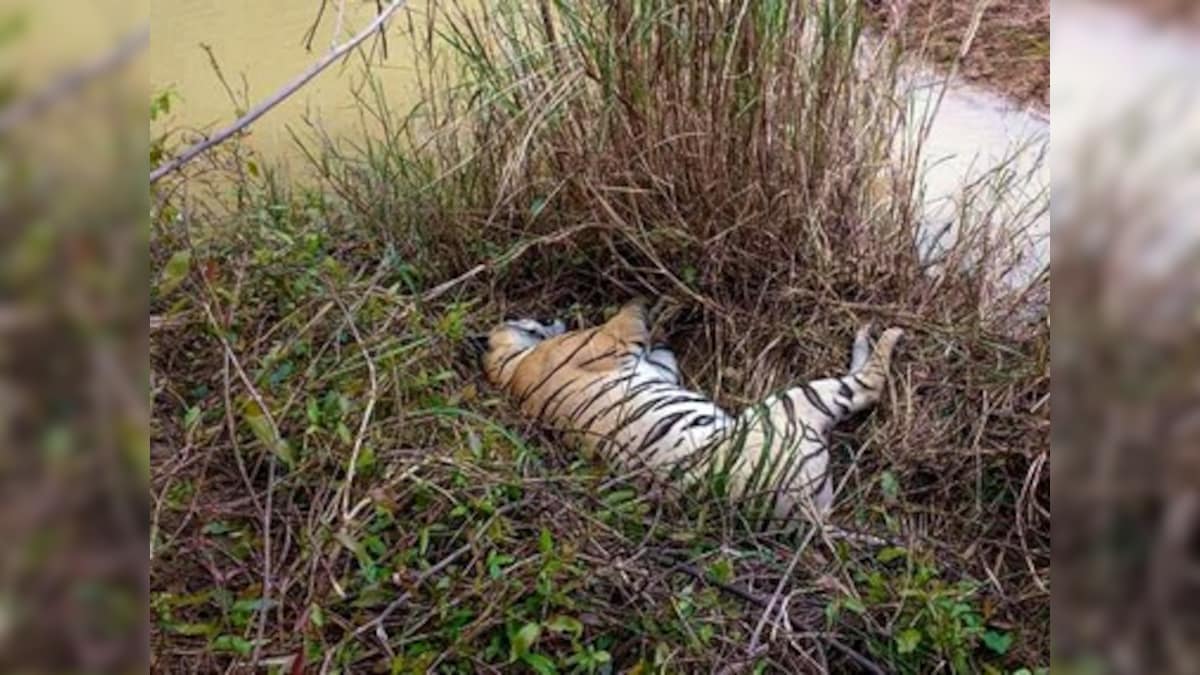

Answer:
[836,549,1020,673]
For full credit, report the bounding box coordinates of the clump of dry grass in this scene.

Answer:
[150,0,1048,671]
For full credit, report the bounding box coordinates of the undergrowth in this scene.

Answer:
[150,1,1049,672]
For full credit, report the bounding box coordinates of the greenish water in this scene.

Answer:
[150,0,444,167]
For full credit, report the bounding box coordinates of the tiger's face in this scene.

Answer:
[480,317,566,387]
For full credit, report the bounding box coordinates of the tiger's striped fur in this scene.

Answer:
[481,300,902,524]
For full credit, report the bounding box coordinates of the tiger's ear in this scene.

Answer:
[604,298,651,344]
[621,296,674,333]
[620,297,650,318]
[645,295,675,328]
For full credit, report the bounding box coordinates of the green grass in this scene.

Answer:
[150,0,1048,671]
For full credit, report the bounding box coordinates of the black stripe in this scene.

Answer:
[645,356,672,371]
[563,373,637,422]
[801,422,824,444]
[576,348,623,369]
[815,467,831,499]
[594,398,666,456]
[777,394,799,445]
[589,389,690,444]
[683,414,715,430]
[495,348,527,375]
[832,380,855,416]
[645,355,679,383]
[780,441,827,490]
[764,443,809,524]
[631,394,705,425]
[829,391,850,417]
[800,442,830,473]
[852,374,873,390]
[648,394,709,410]
[745,418,786,494]
[633,410,689,456]
[752,420,824,518]
[611,395,680,433]
[535,373,604,422]
[550,374,611,419]
[669,425,729,479]
[778,393,796,423]
[576,380,665,432]
[517,330,600,405]
[535,379,578,421]
[765,445,829,529]
[799,383,836,419]
[592,392,712,460]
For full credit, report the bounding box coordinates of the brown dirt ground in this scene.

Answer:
[867,0,1050,109]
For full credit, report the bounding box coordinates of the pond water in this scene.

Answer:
[151,0,443,169]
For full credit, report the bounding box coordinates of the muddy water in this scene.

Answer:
[150,1,443,169]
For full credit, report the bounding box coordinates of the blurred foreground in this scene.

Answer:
[1051,1,1200,672]
[0,1,149,672]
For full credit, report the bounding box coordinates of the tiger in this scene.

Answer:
[476,299,902,526]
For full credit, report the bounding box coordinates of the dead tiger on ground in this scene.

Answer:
[473,299,903,529]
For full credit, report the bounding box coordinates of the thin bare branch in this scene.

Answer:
[149,0,408,184]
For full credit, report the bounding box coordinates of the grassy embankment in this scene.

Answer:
[151,1,1048,671]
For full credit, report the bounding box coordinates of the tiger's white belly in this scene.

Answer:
[552,356,734,477]
[551,355,834,519]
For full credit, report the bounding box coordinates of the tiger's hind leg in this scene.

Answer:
[824,325,904,416]
[614,299,681,383]
[602,299,652,344]
[776,325,903,431]
[756,326,904,518]
[849,323,873,374]
[838,325,903,415]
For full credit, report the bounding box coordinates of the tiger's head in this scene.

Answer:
[474,316,567,388]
